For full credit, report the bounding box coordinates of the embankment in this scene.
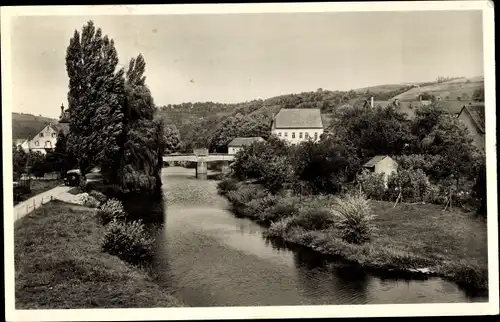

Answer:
[14,200,184,309]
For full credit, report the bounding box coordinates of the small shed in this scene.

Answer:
[363,155,398,177]
[228,137,265,155]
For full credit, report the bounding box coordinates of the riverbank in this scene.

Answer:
[220,181,488,295]
[15,200,184,308]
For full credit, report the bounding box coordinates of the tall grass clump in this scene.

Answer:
[89,190,108,204]
[245,195,279,221]
[97,198,127,225]
[263,197,300,222]
[226,184,267,207]
[333,192,376,244]
[101,219,155,265]
[265,216,297,238]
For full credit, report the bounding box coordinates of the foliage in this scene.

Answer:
[101,219,155,264]
[292,138,360,194]
[65,21,165,196]
[291,207,334,231]
[216,177,240,195]
[332,192,376,244]
[261,155,294,193]
[356,169,386,200]
[66,20,125,177]
[13,146,28,177]
[386,168,431,202]
[89,190,108,204]
[327,105,413,160]
[266,216,297,238]
[209,113,272,153]
[473,156,487,215]
[472,86,485,102]
[97,198,127,225]
[163,123,181,154]
[226,184,267,207]
[264,198,300,222]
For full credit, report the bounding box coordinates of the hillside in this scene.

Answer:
[392,76,484,102]
[353,84,410,94]
[12,113,58,140]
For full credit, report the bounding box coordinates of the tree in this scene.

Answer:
[13,146,28,178]
[164,123,181,154]
[65,20,125,179]
[328,105,413,160]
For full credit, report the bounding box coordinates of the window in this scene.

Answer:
[39,133,44,137]
[314,132,318,140]
[292,132,295,139]
[299,132,303,139]
[284,132,288,137]
[45,141,52,148]
[278,132,282,137]
[52,133,57,138]
[305,132,309,139]
[35,141,39,146]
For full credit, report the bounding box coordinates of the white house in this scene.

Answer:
[271,108,323,144]
[20,123,69,155]
[228,137,265,155]
[457,103,485,151]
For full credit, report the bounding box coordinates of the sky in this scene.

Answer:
[9,10,484,118]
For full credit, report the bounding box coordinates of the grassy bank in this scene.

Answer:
[15,200,184,309]
[220,180,488,294]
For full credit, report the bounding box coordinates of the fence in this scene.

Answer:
[14,195,54,222]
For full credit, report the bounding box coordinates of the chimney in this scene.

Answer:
[370,96,374,108]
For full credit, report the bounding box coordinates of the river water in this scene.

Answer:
[153,167,487,307]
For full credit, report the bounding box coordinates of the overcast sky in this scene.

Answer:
[9,10,483,118]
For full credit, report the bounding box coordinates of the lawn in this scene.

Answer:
[281,199,488,292]
[14,200,184,309]
[14,179,63,205]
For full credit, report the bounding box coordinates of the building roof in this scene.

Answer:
[460,103,485,134]
[363,155,393,168]
[50,123,70,135]
[273,108,323,129]
[228,137,265,147]
[435,100,472,115]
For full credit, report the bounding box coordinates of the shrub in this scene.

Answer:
[97,198,127,225]
[332,192,376,244]
[226,184,266,206]
[291,207,335,231]
[264,198,300,222]
[101,219,155,264]
[245,195,279,220]
[356,169,386,200]
[217,177,240,195]
[386,169,431,203]
[73,193,100,208]
[89,190,108,204]
[265,216,297,238]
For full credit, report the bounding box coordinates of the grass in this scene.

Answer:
[14,179,64,205]
[14,200,184,309]
[224,183,488,293]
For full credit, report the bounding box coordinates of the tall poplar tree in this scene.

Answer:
[65,21,125,180]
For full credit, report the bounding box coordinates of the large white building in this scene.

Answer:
[271,108,324,144]
[227,137,265,155]
[15,104,70,155]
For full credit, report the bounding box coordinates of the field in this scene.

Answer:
[392,77,484,101]
[354,84,410,93]
[12,112,58,140]
[14,200,183,309]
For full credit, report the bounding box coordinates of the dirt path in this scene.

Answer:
[13,185,72,222]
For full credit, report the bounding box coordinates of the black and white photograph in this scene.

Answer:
[2,2,498,321]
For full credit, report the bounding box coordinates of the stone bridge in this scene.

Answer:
[163,149,235,178]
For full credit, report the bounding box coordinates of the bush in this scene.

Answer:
[386,169,431,203]
[291,207,335,231]
[101,219,155,264]
[356,169,386,200]
[265,216,297,238]
[245,195,279,220]
[264,198,300,222]
[333,192,376,244]
[97,198,127,225]
[217,177,240,195]
[226,184,267,207]
[89,190,108,204]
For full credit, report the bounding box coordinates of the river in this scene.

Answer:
[153,167,487,307]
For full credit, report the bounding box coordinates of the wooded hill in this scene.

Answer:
[12,113,58,141]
